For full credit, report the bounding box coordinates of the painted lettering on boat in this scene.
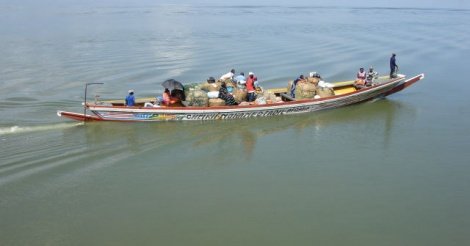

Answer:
[184,106,312,120]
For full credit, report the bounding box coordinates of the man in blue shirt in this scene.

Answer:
[290,75,305,98]
[390,53,398,78]
[125,89,135,106]
[234,72,246,88]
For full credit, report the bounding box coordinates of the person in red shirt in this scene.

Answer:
[246,72,257,102]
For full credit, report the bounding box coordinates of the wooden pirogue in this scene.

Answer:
[57,73,424,122]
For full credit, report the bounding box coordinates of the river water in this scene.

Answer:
[1,3,470,246]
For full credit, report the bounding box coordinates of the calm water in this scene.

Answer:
[1,3,470,246]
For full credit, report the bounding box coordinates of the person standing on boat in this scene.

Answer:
[234,72,246,88]
[390,53,398,78]
[125,89,135,106]
[290,75,305,98]
[246,72,257,102]
[220,69,235,81]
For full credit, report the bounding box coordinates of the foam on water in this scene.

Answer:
[0,123,83,136]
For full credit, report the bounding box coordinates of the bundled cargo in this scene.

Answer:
[295,82,317,100]
[185,89,209,107]
[209,98,226,107]
[307,77,320,85]
[183,83,201,92]
[263,90,277,103]
[316,86,335,98]
[287,81,293,95]
[207,91,219,99]
[220,79,236,88]
[184,83,202,100]
[233,88,247,103]
[255,96,267,105]
[200,82,220,92]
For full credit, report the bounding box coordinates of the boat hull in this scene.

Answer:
[58,74,424,122]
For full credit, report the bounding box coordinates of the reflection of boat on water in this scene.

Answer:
[70,98,415,162]
[57,74,424,122]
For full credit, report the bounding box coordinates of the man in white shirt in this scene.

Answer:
[220,69,235,80]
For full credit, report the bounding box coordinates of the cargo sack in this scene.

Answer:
[316,87,335,98]
[287,81,293,95]
[295,82,316,100]
[307,77,320,85]
[222,79,236,88]
[183,83,201,96]
[255,96,267,105]
[207,91,219,99]
[200,81,221,92]
[263,90,277,104]
[209,98,226,107]
[233,89,248,103]
[186,89,209,107]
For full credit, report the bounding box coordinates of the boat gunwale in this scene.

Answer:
[86,76,406,113]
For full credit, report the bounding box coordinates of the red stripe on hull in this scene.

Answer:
[57,111,103,121]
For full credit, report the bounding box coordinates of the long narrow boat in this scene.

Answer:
[57,73,424,122]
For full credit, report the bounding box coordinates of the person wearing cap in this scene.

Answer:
[246,72,257,102]
[207,76,216,84]
[390,53,398,78]
[307,71,320,85]
[366,67,378,85]
[125,89,135,106]
[220,69,235,81]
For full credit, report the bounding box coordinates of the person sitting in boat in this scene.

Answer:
[246,72,257,102]
[144,95,165,107]
[354,68,367,89]
[162,88,174,106]
[125,89,135,106]
[161,88,183,107]
[290,75,305,98]
[220,69,235,81]
[365,67,378,86]
[218,82,238,106]
[357,67,366,80]
[171,88,185,102]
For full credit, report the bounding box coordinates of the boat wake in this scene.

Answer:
[0,123,83,136]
